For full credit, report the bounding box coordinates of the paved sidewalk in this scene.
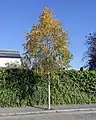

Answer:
[53,104,96,110]
[0,104,96,116]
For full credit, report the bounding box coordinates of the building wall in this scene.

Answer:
[0,58,21,67]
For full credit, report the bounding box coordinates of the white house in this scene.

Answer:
[0,50,21,68]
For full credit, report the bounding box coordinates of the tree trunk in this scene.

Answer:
[48,80,51,109]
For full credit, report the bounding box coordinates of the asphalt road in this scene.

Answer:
[1,111,96,120]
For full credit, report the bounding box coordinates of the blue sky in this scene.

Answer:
[0,0,96,69]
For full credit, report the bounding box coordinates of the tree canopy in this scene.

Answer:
[84,33,96,70]
[24,7,72,75]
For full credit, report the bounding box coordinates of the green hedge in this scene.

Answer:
[0,69,96,107]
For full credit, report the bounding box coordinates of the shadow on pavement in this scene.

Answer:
[33,106,54,110]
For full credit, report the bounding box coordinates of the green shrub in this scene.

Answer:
[0,69,96,107]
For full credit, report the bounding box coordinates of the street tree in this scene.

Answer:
[24,7,72,109]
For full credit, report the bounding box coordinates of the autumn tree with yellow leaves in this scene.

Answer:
[24,7,72,109]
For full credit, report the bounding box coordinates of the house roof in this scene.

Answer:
[0,50,21,58]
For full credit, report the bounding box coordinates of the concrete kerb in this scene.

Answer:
[0,108,96,117]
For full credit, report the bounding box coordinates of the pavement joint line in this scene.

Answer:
[0,108,96,116]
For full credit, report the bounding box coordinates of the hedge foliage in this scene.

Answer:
[0,69,96,107]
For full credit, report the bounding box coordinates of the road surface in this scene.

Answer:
[1,111,96,120]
